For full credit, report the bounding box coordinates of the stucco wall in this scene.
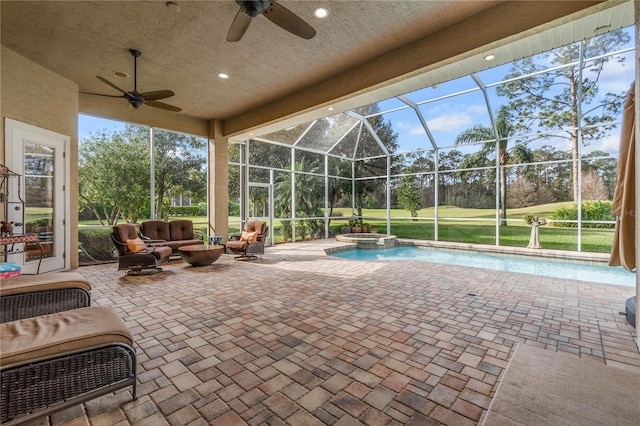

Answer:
[1,46,79,269]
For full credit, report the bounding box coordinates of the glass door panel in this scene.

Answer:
[24,143,55,261]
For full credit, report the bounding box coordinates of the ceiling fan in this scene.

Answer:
[227,0,316,42]
[81,49,182,112]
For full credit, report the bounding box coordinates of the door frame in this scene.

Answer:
[4,118,70,272]
[247,182,273,246]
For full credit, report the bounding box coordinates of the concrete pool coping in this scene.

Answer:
[326,236,613,265]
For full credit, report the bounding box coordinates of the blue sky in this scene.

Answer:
[79,114,126,139]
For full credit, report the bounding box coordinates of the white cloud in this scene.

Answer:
[409,125,426,136]
[585,134,621,156]
[467,104,487,114]
[396,120,426,136]
[426,113,473,131]
[594,56,635,94]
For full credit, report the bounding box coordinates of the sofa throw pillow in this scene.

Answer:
[126,237,147,253]
[240,231,257,242]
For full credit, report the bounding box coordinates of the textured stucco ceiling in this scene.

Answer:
[2,1,493,117]
[1,1,619,138]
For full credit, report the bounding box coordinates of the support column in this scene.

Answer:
[634,0,639,348]
[208,119,229,243]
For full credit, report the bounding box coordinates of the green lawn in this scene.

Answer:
[78,202,615,254]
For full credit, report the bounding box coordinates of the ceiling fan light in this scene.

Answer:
[314,7,328,19]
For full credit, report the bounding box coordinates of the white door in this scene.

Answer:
[5,118,69,273]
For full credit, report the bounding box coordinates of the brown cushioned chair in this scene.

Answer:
[226,220,268,260]
[111,224,172,275]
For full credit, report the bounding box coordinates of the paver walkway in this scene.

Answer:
[42,240,638,425]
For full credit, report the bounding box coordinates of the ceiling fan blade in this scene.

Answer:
[79,91,124,98]
[262,1,315,39]
[146,100,182,112]
[227,8,252,42]
[96,76,129,94]
[141,90,175,101]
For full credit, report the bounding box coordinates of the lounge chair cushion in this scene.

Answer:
[0,271,91,296]
[0,306,133,370]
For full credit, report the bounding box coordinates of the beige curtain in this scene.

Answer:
[609,83,636,272]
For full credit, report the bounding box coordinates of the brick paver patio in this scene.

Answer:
[41,240,638,425]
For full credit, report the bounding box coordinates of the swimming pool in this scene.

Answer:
[331,246,636,287]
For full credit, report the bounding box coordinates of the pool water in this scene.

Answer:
[331,247,636,287]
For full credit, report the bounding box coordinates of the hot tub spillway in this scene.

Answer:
[335,233,396,249]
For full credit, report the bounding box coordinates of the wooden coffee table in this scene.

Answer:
[178,244,224,266]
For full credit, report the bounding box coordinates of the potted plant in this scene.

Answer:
[349,218,362,233]
[361,222,369,233]
[369,224,378,234]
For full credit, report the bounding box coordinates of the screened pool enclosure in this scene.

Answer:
[228,23,636,253]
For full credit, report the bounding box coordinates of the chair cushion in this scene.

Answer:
[149,245,172,260]
[0,271,91,296]
[0,307,133,370]
[226,240,248,251]
[245,220,266,235]
[126,237,147,253]
[141,220,171,241]
[169,220,196,241]
[112,224,139,255]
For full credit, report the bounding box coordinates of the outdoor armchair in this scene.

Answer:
[226,220,268,260]
[110,223,172,275]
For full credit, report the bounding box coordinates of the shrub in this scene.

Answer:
[229,201,240,216]
[549,201,614,228]
[78,227,116,263]
[169,206,202,216]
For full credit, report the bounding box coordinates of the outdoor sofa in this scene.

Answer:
[140,219,204,254]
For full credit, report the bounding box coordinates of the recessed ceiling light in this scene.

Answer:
[484,53,495,61]
[166,1,180,12]
[314,7,329,19]
[112,70,128,78]
[327,107,334,111]
[218,73,229,79]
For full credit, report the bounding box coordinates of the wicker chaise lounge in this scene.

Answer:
[0,272,92,323]
[0,307,137,425]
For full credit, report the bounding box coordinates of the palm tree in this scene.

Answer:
[455,106,515,225]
